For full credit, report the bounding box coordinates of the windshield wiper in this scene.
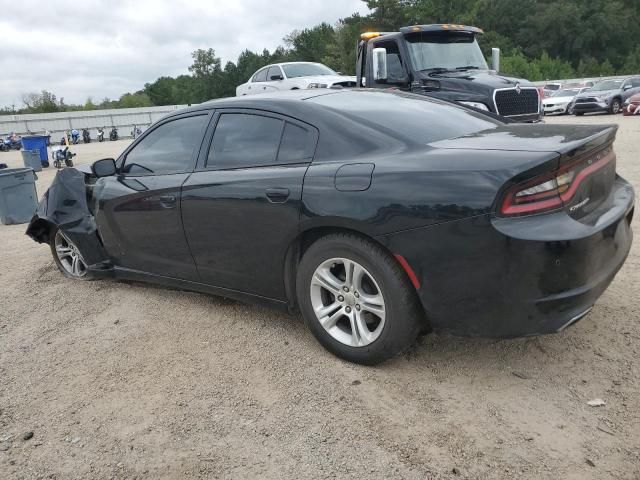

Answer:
[455,66,481,70]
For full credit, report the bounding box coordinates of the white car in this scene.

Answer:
[543,87,590,115]
[236,62,356,96]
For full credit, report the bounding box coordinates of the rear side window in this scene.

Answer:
[253,68,268,82]
[208,114,283,169]
[207,113,317,169]
[122,115,207,175]
[278,123,316,162]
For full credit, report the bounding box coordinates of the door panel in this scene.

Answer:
[181,166,306,299]
[93,112,210,281]
[94,173,199,281]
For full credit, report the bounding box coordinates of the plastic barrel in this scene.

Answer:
[0,168,38,225]
[21,149,43,172]
[21,136,49,166]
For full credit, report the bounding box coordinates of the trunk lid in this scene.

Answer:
[430,124,618,220]
[429,124,616,154]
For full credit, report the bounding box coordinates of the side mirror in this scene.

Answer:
[623,84,632,91]
[91,158,117,177]
[491,47,501,72]
[372,48,387,81]
[270,74,283,81]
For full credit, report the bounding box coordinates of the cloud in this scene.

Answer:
[0,0,368,107]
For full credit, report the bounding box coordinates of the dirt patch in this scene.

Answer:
[0,118,639,479]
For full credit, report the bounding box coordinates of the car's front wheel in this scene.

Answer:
[609,98,621,114]
[50,228,92,280]
[296,233,423,365]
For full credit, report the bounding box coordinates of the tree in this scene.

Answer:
[285,23,335,65]
[188,48,223,102]
[21,90,60,113]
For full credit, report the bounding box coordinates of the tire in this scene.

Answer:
[50,227,93,280]
[575,112,584,116]
[65,158,74,167]
[609,98,621,114]
[296,233,423,365]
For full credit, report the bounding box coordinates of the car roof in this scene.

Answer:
[173,89,343,115]
[255,61,326,70]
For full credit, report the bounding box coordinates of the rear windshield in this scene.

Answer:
[307,90,502,143]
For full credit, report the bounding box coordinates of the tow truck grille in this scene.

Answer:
[494,88,539,117]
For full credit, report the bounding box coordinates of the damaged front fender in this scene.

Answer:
[26,168,110,269]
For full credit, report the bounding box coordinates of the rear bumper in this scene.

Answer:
[380,177,634,337]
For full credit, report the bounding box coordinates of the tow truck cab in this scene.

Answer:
[356,24,543,122]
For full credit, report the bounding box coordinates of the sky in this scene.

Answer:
[0,0,369,109]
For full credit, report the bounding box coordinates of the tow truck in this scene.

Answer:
[356,24,542,122]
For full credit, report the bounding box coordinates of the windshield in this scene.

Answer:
[404,32,488,71]
[553,89,580,97]
[282,63,336,78]
[591,79,623,91]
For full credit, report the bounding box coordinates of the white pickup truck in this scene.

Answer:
[236,62,356,96]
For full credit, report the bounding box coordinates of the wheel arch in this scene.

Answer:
[283,225,429,330]
[26,217,56,244]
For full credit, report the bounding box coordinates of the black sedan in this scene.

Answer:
[27,90,635,364]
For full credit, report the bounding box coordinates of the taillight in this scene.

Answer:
[500,146,615,216]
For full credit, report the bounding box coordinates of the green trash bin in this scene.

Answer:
[21,149,43,172]
[0,168,38,225]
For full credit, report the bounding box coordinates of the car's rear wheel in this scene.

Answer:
[296,233,422,365]
[50,228,92,280]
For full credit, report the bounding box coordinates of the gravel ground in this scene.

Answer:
[0,115,639,480]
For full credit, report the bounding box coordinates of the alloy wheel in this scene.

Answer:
[611,100,621,114]
[309,258,385,347]
[54,231,87,277]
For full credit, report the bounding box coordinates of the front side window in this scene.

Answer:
[372,40,405,83]
[267,66,283,81]
[253,68,268,82]
[122,115,207,175]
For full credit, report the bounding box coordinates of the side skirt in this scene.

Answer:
[93,266,289,312]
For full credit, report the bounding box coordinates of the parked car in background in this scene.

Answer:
[563,80,595,89]
[543,87,589,115]
[236,62,356,96]
[573,77,640,115]
[27,90,634,365]
[543,82,562,97]
[623,93,640,116]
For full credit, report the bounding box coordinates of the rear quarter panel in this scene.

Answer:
[301,148,558,236]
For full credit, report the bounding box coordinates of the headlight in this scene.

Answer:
[595,96,608,103]
[307,83,328,89]
[458,101,489,111]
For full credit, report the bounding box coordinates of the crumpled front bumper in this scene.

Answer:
[26,168,110,269]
